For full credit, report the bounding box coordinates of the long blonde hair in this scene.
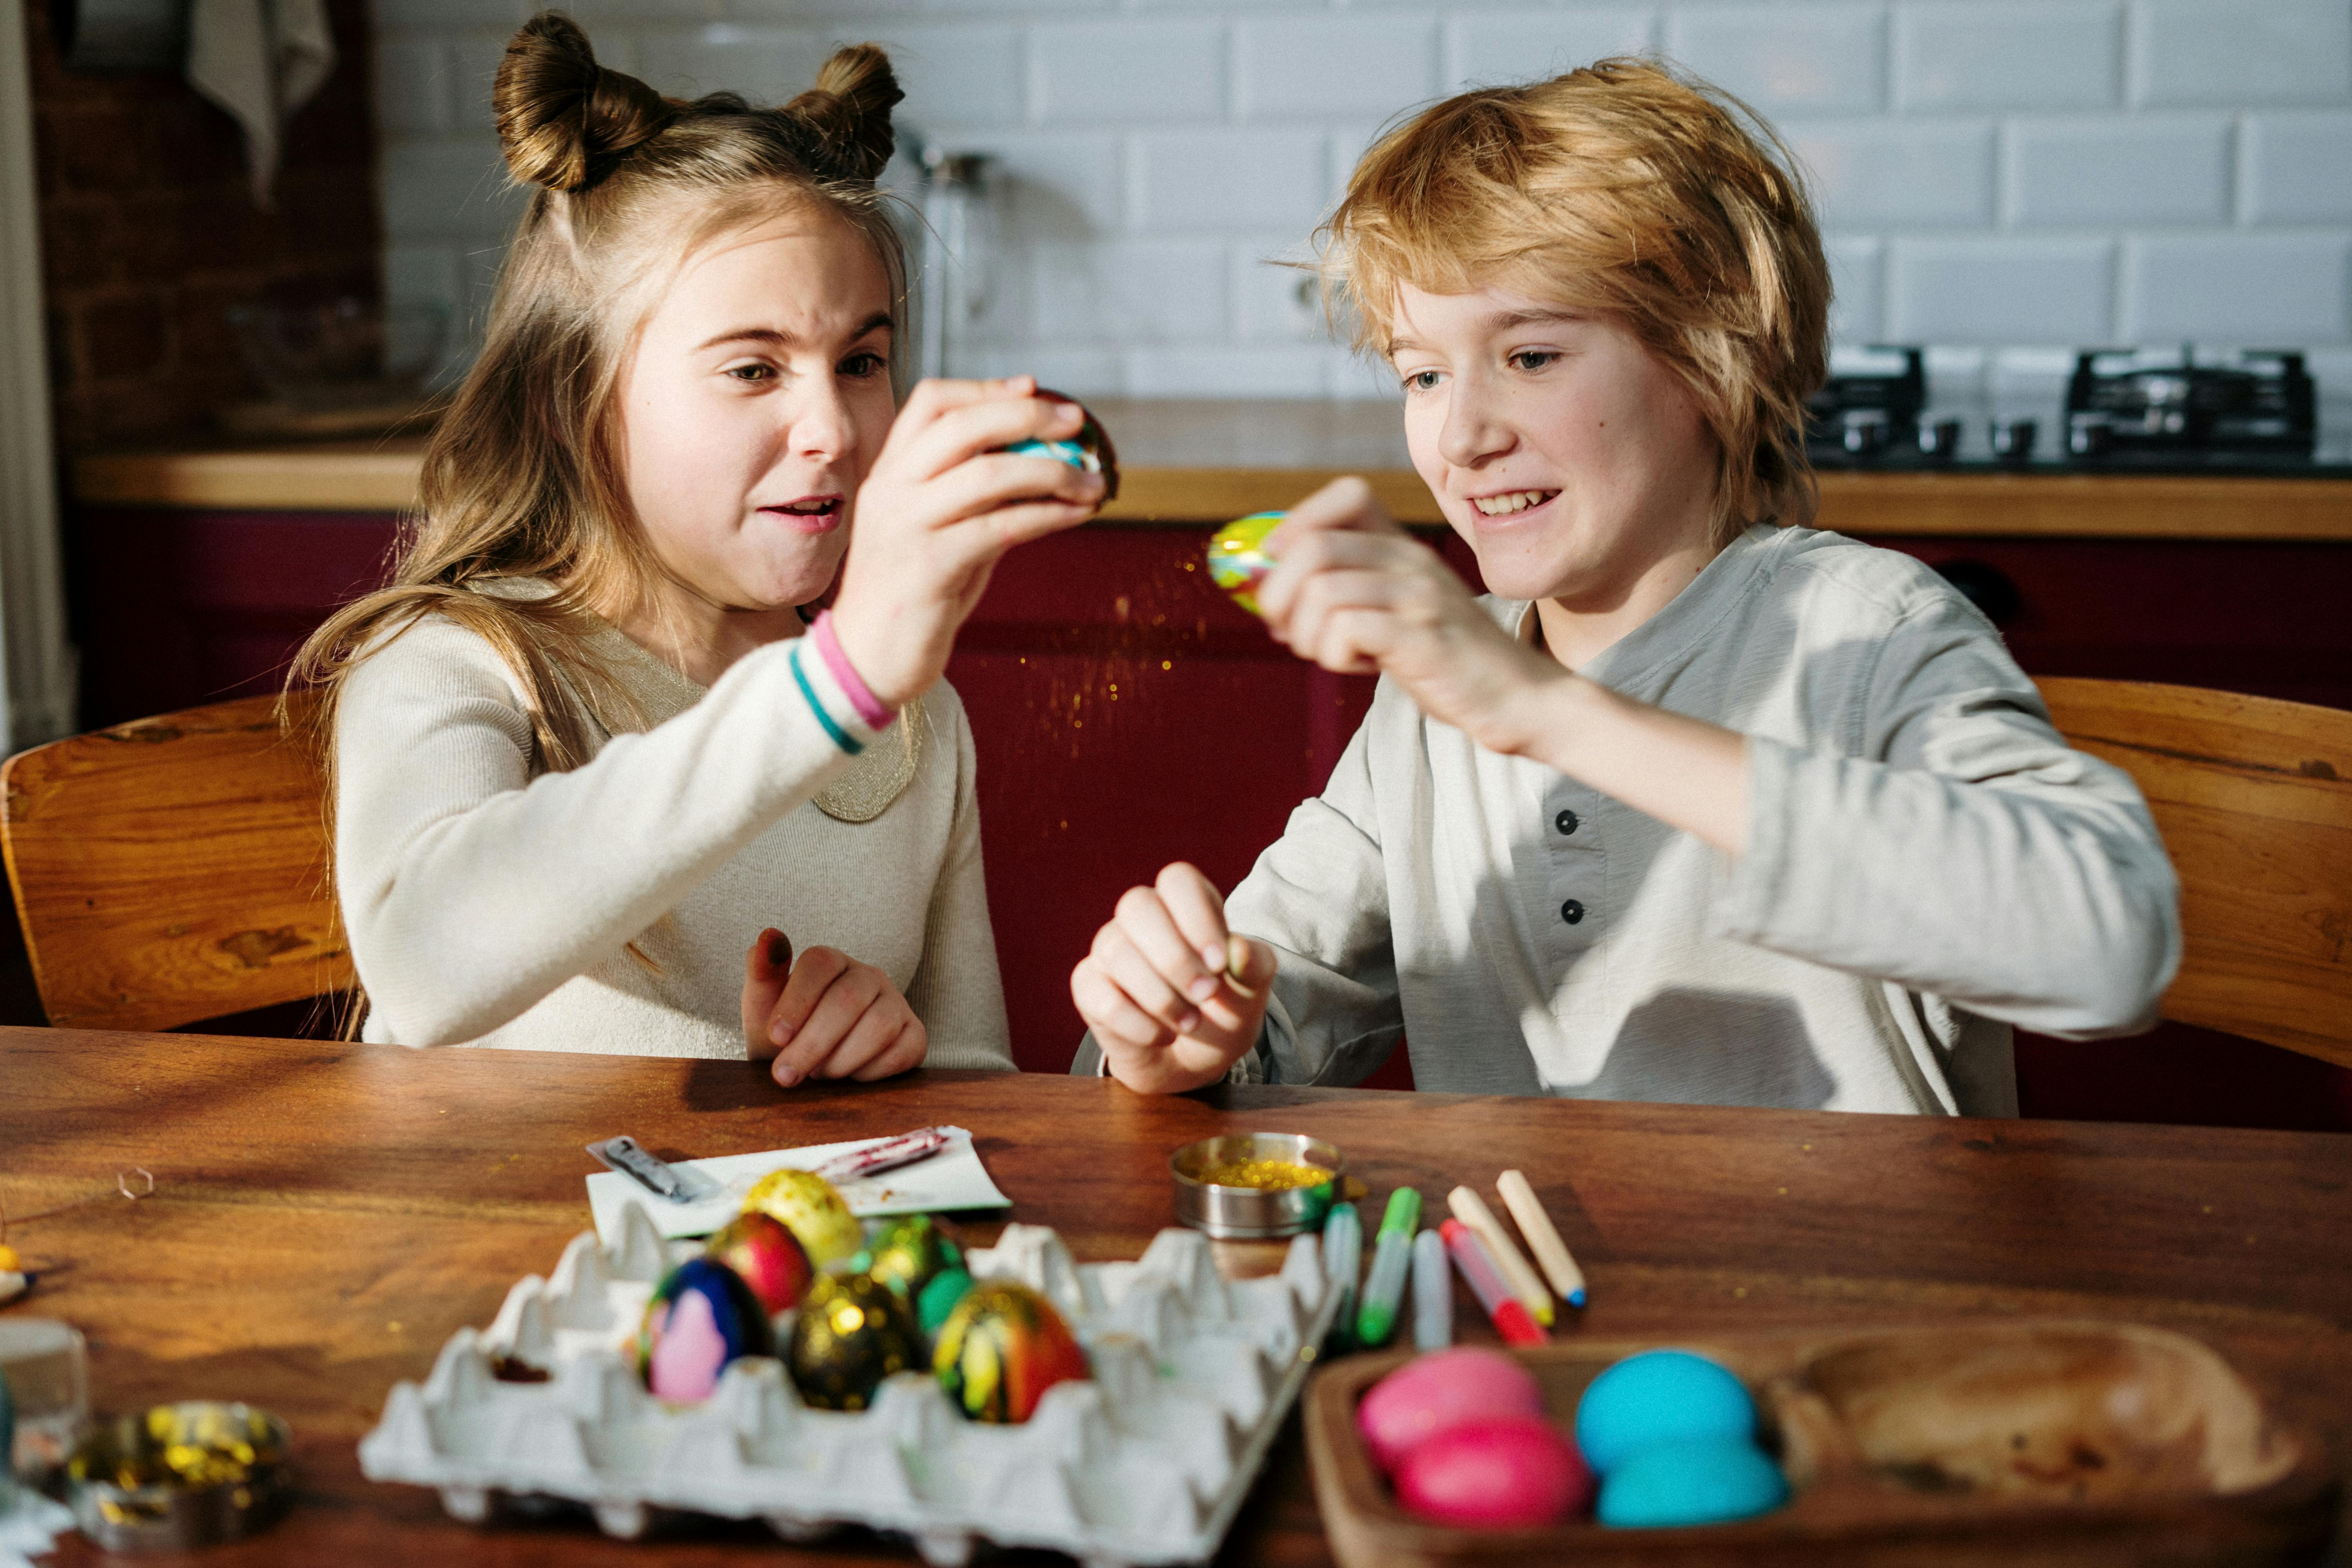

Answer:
[1319,58,1829,544]
[285,11,907,1026]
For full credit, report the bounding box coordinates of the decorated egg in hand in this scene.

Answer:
[1207,512,1283,616]
[859,1213,962,1301]
[1393,1414,1593,1528]
[787,1271,925,1411]
[933,1280,1090,1423]
[1574,1350,1757,1475]
[998,394,1119,501]
[637,1258,773,1404]
[1357,1347,1548,1474]
[706,1210,815,1316]
[742,1168,864,1268]
[1596,1435,1788,1528]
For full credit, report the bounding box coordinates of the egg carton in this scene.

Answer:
[358,1201,1339,1567]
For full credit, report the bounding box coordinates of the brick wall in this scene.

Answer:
[375,0,2352,413]
[26,0,382,450]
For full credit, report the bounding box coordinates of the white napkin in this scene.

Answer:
[587,1126,1012,1246]
[0,1486,73,1568]
[187,0,336,209]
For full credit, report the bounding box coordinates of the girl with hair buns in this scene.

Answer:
[291,13,1101,1078]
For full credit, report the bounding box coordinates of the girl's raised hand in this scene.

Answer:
[1071,862,1277,1095]
[829,376,1106,709]
[742,927,929,1086]
[1254,477,1568,757]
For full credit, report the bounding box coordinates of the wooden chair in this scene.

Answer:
[2037,678,2352,1070]
[0,693,350,1031]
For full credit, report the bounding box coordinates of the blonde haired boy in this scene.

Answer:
[1071,61,2178,1113]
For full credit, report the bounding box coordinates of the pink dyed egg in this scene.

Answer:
[1393,1415,1593,1528]
[1357,1347,1547,1473]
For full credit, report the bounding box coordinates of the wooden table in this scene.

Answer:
[5,1028,2352,1564]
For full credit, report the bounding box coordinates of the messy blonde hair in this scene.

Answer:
[285,12,906,1026]
[1320,58,1829,543]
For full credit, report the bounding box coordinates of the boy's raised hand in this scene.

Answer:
[742,927,929,1087]
[1253,477,1568,757]
[1071,862,1277,1095]
[831,376,1107,710]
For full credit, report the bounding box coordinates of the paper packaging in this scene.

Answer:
[585,1127,1009,1246]
[359,1205,1340,1565]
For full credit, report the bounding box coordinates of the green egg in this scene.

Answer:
[917,1266,975,1337]
[864,1213,963,1301]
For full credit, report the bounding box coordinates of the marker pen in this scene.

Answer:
[1354,1187,1421,1348]
[1439,1218,1547,1346]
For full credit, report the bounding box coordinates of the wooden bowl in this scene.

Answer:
[1304,1321,2337,1566]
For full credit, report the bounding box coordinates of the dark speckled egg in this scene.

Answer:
[637,1258,773,1404]
[859,1213,962,1301]
[933,1280,1091,1423]
[787,1271,925,1412]
[706,1210,815,1316]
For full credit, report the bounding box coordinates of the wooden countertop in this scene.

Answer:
[9,1030,2352,1564]
[69,398,2352,541]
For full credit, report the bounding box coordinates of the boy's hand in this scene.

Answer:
[831,376,1107,709]
[742,927,928,1087]
[1254,477,1569,756]
[1071,863,1277,1095]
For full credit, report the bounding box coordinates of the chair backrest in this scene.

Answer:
[2037,678,2352,1070]
[0,693,350,1031]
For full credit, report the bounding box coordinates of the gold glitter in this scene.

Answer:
[1192,1158,1332,1191]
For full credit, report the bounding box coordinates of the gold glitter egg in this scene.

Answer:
[742,1168,864,1267]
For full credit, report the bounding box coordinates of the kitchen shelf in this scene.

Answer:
[68,399,2352,541]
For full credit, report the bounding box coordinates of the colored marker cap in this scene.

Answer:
[1378,1187,1422,1238]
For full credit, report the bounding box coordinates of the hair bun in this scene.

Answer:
[495,11,677,192]
[783,44,902,182]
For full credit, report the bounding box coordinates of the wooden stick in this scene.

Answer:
[1447,1185,1552,1328]
[1498,1168,1587,1309]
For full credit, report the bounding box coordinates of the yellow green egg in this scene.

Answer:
[1207,512,1284,617]
[786,1271,925,1411]
[933,1279,1091,1423]
[741,1168,864,1267]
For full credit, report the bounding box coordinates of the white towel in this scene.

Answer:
[187,0,336,210]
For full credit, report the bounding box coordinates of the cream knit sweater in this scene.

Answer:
[334,598,1014,1066]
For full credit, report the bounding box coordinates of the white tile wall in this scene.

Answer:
[376,0,2352,398]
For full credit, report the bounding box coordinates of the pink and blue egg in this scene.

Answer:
[635,1258,773,1405]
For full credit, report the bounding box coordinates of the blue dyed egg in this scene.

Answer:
[1574,1350,1756,1475]
[1595,1436,1789,1528]
[636,1257,773,1404]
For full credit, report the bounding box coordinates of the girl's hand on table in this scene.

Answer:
[742,928,928,1086]
[1254,476,1573,758]
[1071,862,1277,1095]
[830,376,1107,710]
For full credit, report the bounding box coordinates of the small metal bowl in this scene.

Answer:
[1171,1133,1344,1240]
[67,1401,291,1551]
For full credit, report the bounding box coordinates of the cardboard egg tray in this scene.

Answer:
[358,1201,1341,1566]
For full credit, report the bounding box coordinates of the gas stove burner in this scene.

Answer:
[2065,348,2315,459]
[1806,346,1927,461]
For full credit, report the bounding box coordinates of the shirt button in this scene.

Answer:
[1554,809,1579,836]
[1560,898,1586,925]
